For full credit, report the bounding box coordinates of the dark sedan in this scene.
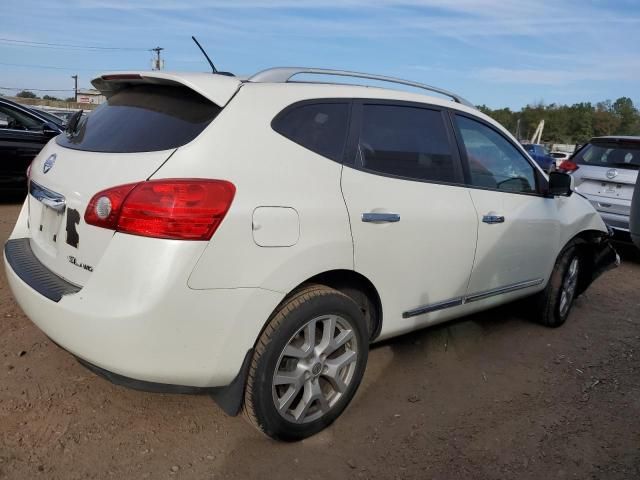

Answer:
[0,98,63,192]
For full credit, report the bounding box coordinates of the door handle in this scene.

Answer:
[482,214,505,224]
[361,212,400,223]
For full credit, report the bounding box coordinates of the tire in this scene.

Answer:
[244,284,368,441]
[532,245,581,327]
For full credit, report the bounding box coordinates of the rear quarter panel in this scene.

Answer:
[153,85,354,293]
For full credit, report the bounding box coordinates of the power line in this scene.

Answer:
[0,61,99,71]
[0,61,137,72]
[0,86,75,92]
[0,37,150,51]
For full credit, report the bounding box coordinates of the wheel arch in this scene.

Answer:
[304,269,383,341]
[562,229,618,296]
[262,269,383,343]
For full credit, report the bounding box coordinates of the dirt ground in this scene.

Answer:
[0,198,639,480]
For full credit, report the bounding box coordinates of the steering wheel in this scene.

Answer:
[7,118,26,130]
[497,176,531,192]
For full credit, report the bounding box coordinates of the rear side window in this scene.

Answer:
[574,142,640,170]
[57,85,221,153]
[272,103,349,162]
[357,104,456,183]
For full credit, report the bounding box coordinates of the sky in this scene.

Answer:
[1,0,639,109]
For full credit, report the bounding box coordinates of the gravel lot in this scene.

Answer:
[1,197,639,479]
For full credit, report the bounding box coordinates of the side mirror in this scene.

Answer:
[548,171,573,197]
[42,122,60,137]
[631,177,640,248]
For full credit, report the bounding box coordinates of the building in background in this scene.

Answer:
[76,89,105,105]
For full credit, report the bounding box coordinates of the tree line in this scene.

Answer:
[477,97,640,145]
[1,90,76,102]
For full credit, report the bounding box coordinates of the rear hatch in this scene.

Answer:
[26,72,241,286]
[573,139,640,216]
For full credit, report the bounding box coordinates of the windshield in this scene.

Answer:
[56,84,221,153]
[574,142,640,170]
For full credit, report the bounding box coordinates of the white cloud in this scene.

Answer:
[476,56,640,86]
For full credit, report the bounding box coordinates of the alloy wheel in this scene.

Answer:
[559,256,579,317]
[272,314,359,424]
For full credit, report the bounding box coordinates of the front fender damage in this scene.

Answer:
[575,230,620,296]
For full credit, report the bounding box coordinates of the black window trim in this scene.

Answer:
[447,109,550,198]
[270,98,354,164]
[342,98,467,188]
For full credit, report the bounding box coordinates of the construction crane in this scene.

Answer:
[530,120,545,144]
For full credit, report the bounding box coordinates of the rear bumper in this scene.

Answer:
[4,235,283,389]
[582,195,631,231]
[596,211,630,232]
[74,350,253,416]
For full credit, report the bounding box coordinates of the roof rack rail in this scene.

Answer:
[248,67,474,108]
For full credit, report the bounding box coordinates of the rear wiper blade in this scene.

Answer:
[65,110,84,138]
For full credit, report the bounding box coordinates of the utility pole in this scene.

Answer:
[71,75,78,102]
[151,47,164,70]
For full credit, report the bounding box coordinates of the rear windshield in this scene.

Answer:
[574,142,640,170]
[57,85,221,153]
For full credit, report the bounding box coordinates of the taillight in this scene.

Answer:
[85,179,236,241]
[559,160,579,173]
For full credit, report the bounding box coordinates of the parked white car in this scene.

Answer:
[3,68,618,440]
[561,136,639,235]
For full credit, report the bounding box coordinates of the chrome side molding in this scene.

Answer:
[464,278,543,303]
[403,278,544,319]
[402,297,463,319]
[29,181,66,214]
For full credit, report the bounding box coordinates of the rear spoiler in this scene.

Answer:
[91,71,242,107]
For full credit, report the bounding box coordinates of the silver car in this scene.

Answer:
[565,136,639,233]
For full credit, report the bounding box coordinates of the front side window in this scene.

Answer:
[357,104,457,183]
[456,115,537,194]
[273,103,349,162]
[0,105,42,131]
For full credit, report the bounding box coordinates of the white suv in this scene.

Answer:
[3,68,618,441]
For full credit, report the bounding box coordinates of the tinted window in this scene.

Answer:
[358,104,456,182]
[32,108,65,127]
[456,115,537,194]
[56,85,221,153]
[574,142,640,170]
[273,103,349,161]
[0,104,42,131]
